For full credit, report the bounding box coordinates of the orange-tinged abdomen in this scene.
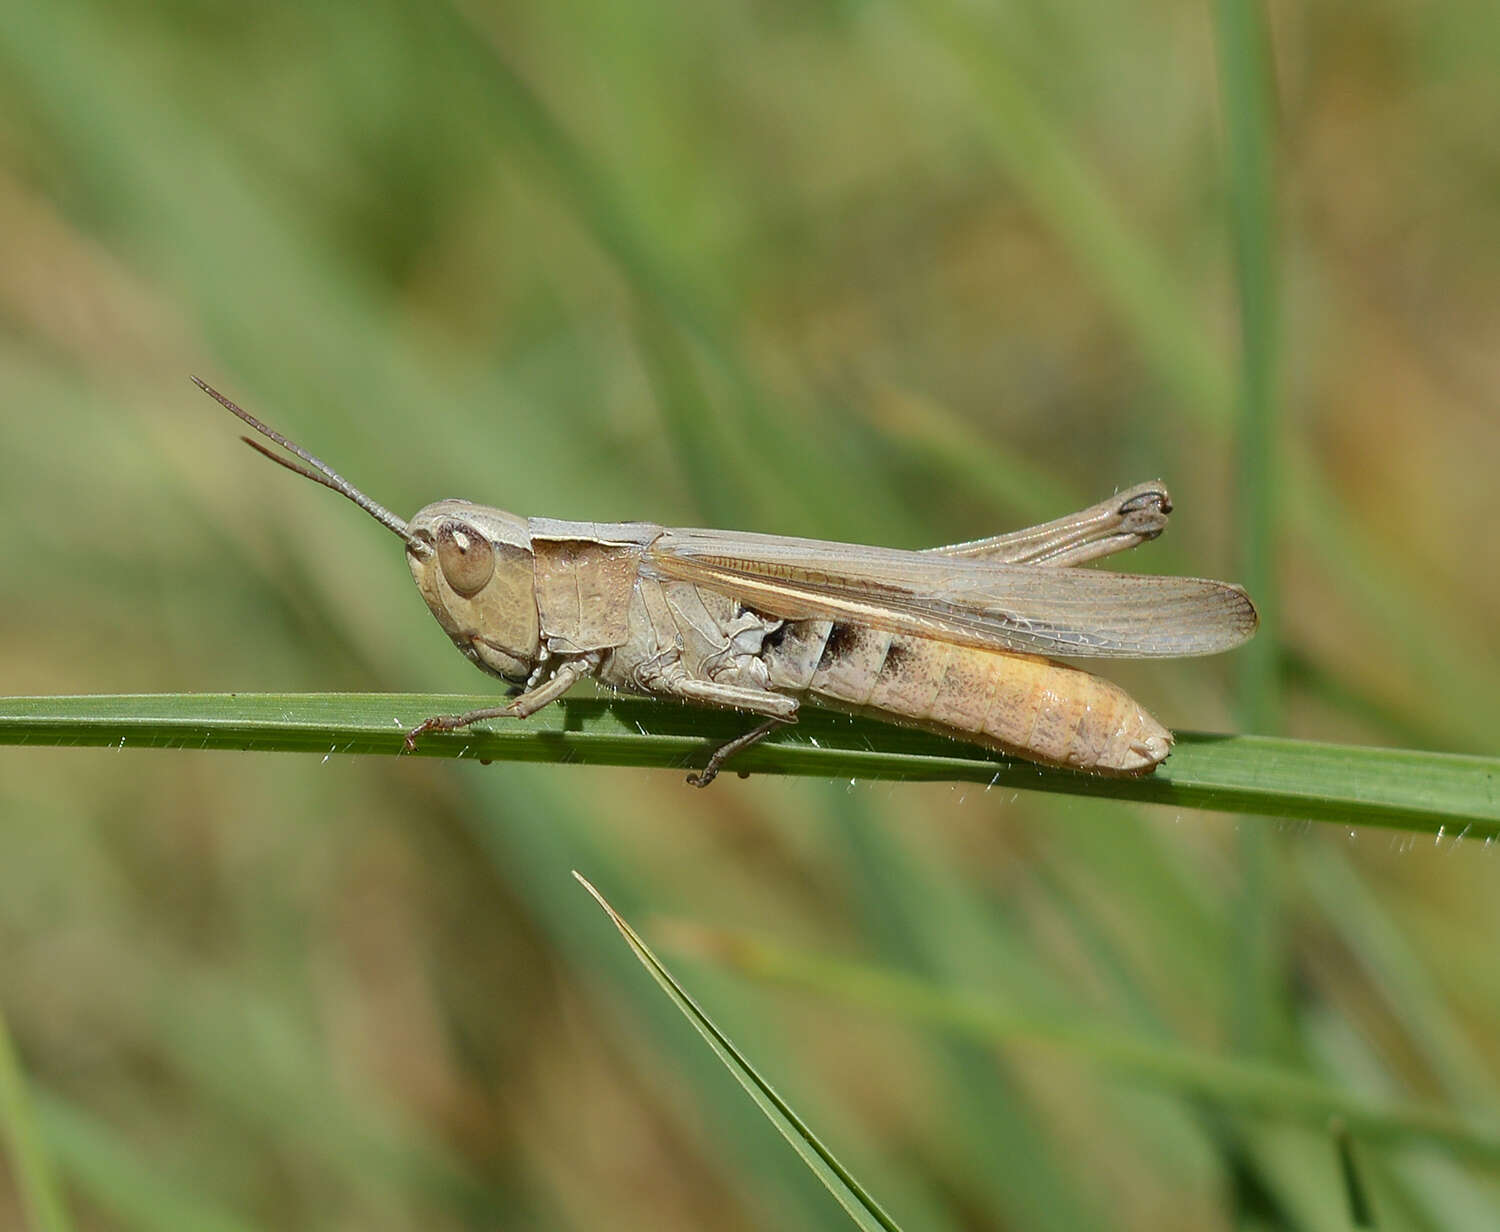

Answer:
[787,623,1171,775]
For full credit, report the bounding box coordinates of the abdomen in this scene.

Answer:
[764,620,1171,776]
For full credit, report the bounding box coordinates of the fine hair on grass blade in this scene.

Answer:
[572,873,903,1232]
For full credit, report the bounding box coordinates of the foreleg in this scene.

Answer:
[403,654,597,751]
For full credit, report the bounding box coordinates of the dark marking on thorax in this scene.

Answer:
[761,620,789,652]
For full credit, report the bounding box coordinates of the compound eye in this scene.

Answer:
[435,521,495,597]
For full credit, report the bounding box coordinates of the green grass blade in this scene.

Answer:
[690,930,1500,1168]
[1331,1122,1376,1228]
[573,874,903,1232]
[1214,0,1283,1059]
[32,1094,260,1232]
[0,1010,73,1232]
[1215,0,1281,733]
[1,693,1495,838]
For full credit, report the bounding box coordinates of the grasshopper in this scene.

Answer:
[195,378,1256,785]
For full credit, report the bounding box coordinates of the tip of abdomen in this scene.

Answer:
[1115,713,1173,775]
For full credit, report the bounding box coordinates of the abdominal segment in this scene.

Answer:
[763,620,1172,775]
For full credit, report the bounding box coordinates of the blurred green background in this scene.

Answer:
[2,1,1499,1228]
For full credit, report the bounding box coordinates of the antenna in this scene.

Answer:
[192,376,431,558]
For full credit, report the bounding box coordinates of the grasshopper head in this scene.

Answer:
[407,501,542,683]
[194,378,544,683]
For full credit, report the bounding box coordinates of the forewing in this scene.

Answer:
[645,529,1257,659]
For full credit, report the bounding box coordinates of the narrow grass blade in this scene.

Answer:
[32,1094,259,1232]
[0,1009,73,1232]
[573,874,903,1232]
[686,929,1500,1169]
[1214,0,1283,1060]
[1215,0,1281,730]
[0,694,1495,839]
[1331,1120,1377,1228]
